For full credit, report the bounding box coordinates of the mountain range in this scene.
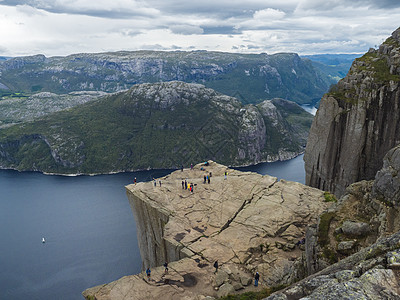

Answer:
[0,51,345,106]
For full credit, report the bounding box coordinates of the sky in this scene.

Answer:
[1,0,400,57]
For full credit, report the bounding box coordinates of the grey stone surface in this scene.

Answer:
[341,221,370,237]
[373,144,400,206]
[217,283,235,298]
[337,240,356,252]
[305,27,400,197]
[215,270,229,287]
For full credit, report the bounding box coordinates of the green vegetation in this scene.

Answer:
[355,52,400,84]
[0,83,312,174]
[323,191,337,203]
[322,247,339,264]
[0,91,30,100]
[219,284,288,300]
[318,212,336,247]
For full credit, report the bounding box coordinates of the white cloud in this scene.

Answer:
[253,8,285,20]
[0,1,400,56]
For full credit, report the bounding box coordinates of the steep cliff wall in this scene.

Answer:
[126,187,189,269]
[304,27,400,197]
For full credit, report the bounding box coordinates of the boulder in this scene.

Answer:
[214,270,229,287]
[337,241,356,252]
[341,221,370,237]
[217,283,235,298]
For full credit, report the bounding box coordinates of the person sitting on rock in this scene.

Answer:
[296,237,306,247]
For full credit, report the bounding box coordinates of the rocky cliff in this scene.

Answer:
[0,51,331,105]
[304,27,400,197]
[83,161,330,299]
[267,143,400,299]
[0,81,312,174]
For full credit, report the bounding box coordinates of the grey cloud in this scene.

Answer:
[0,0,159,18]
[202,26,242,35]
[169,25,204,35]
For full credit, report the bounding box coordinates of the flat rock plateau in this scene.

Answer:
[83,161,330,299]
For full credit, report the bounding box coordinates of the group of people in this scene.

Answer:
[203,173,211,184]
[181,179,195,192]
[153,178,162,187]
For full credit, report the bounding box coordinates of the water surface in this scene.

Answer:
[0,155,305,299]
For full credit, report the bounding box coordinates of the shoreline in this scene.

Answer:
[0,150,304,177]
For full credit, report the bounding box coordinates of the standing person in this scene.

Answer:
[207,175,210,184]
[182,180,184,189]
[185,180,188,190]
[213,260,218,273]
[254,272,260,286]
[203,175,207,184]
[134,177,137,185]
[159,180,162,187]
[146,267,151,281]
[224,171,228,180]
[190,163,193,170]
[164,262,169,274]
[181,165,184,172]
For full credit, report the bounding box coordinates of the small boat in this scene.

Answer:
[42,237,46,243]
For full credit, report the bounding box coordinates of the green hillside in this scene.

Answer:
[0,82,313,174]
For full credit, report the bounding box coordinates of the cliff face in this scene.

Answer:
[304,27,400,197]
[84,161,330,299]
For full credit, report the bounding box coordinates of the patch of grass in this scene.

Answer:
[219,284,288,300]
[323,191,337,203]
[318,212,336,247]
[322,247,339,264]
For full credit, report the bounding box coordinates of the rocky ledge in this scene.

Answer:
[83,161,330,299]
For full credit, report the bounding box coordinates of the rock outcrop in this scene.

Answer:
[304,27,400,197]
[265,231,400,300]
[83,161,331,299]
[267,143,400,299]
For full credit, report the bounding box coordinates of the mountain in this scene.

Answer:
[302,53,362,83]
[0,81,313,174]
[0,51,331,105]
[0,91,107,128]
[304,27,400,197]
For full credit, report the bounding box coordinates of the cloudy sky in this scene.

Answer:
[1,0,400,57]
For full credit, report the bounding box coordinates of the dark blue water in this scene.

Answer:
[0,169,173,300]
[235,154,305,184]
[0,155,305,300]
